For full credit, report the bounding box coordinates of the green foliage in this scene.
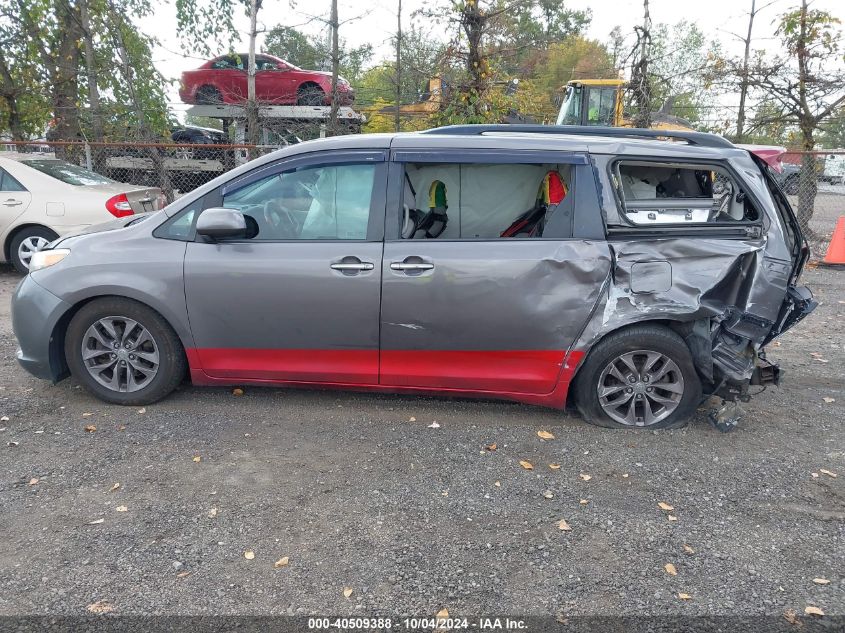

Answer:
[175,0,238,57]
[533,37,617,102]
[818,108,845,149]
[263,25,373,83]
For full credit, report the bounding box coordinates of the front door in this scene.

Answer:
[0,168,32,233]
[184,151,387,384]
[379,153,611,395]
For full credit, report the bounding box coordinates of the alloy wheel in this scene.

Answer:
[596,350,685,427]
[81,316,160,392]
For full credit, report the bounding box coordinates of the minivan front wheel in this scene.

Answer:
[65,298,186,405]
[572,325,701,429]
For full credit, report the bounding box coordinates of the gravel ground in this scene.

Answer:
[0,264,842,622]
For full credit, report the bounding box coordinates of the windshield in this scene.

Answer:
[556,85,583,125]
[22,159,117,186]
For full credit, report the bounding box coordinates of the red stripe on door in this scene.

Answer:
[193,348,379,384]
[380,349,568,394]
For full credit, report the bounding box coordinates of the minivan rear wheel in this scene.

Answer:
[572,325,701,429]
[65,298,186,405]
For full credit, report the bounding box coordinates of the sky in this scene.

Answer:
[143,0,845,119]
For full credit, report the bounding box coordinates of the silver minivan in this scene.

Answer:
[11,125,816,429]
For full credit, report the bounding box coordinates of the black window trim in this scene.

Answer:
[606,155,768,237]
[386,149,588,242]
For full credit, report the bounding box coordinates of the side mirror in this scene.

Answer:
[196,208,247,240]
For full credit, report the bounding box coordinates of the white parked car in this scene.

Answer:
[0,153,165,273]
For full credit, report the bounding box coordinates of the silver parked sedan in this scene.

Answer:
[11,125,815,429]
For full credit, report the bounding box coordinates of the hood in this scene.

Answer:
[52,212,159,247]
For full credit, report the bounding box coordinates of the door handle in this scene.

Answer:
[3,199,22,207]
[390,262,434,271]
[330,262,374,271]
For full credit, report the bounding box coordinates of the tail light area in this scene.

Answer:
[156,192,167,210]
[106,193,134,218]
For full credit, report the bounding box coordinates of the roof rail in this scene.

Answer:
[420,124,735,149]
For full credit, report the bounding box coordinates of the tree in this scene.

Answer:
[743,1,845,228]
[263,26,373,83]
[533,36,617,104]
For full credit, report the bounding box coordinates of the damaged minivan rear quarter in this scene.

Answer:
[569,142,815,430]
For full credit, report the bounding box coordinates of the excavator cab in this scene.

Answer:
[555,79,624,127]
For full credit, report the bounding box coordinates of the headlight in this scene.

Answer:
[29,249,70,273]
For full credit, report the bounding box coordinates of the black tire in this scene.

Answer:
[10,226,59,274]
[195,85,223,105]
[572,324,702,430]
[297,84,325,106]
[65,297,187,405]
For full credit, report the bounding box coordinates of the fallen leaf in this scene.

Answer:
[542,490,554,499]
[436,608,449,618]
[485,442,497,452]
[137,408,146,414]
[822,397,835,404]
[82,412,93,418]
[579,473,592,481]
[683,544,695,555]
[0,415,8,421]
[192,456,201,463]
[814,358,829,363]
[208,508,218,518]
[84,425,97,433]
[622,473,629,478]
[811,472,819,479]
[519,460,534,470]
[494,481,501,487]
[428,421,440,429]
[441,490,448,497]
[243,550,255,560]
[804,606,824,617]
[668,515,678,522]
[557,519,571,531]
[115,505,127,512]
[665,563,678,576]
[274,556,290,568]
[658,502,675,511]
[537,430,555,440]
[118,425,126,431]
[232,388,244,396]
[342,587,353,599]
[29,478,39,486]
[813,578,830,585]
[580,499,589,505]
[783,609,800,626]
[409,417,416,422]
[7,441,19,447]
[678,593,692,600]
[86,600,114,614]
[109,483,120,493]
[819,469,838,478]
[549,463,561,470]
[176,571,191,578]
[87,518,104,525]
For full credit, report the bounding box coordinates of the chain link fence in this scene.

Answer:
[780,150,845,260]
[3,138,842,263]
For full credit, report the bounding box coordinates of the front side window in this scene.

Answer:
[586,88,616,126]
[222,163,377,240]
[399,162,574,239]
[556,85,583,125]
[613,161,760,225]
[22,159,116,186]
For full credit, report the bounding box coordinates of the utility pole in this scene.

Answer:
[329,0,340,133]
[246,0,261,152]
[395,0,402,132]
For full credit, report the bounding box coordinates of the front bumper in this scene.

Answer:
[12,274,72,381]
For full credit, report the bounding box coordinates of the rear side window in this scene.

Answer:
[612,161,760,225]
[0,168,26,192]
[399,162,575,239]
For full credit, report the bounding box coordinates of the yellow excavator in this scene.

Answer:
[555,78,695,132]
